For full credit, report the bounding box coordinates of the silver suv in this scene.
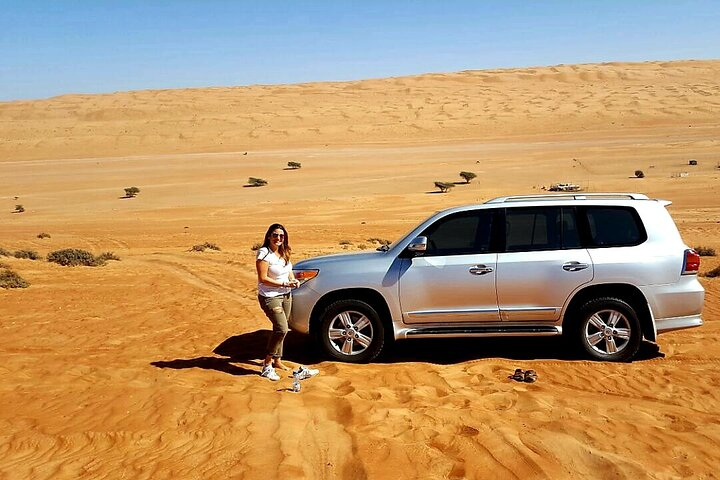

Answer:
[291,193,705,362]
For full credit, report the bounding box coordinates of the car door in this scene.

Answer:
[398,209,500,324]
[496,206,593,322]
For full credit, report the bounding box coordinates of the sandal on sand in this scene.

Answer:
[523,369,538,383]
[510,368,524,381]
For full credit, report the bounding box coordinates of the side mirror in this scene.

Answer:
[406,236,428,255]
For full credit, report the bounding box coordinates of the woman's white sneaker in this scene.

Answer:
[260,364,280,381]
[294,366,319,380]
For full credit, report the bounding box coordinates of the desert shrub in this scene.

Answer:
[459,171,477,183]
[14,205,25,213]
[705,266,720,278]
[191,242,221,252]
[251,242,262,251]
[14,250,40,260]
[339,240,352,245]
[634,170,645,178]
[694,246,716,256]
[124,187,140,198]
[0,269,29,289]
[434,181,455,193]
[37,232,51,239]
[357,244,368,250]
[47,248,100,266]
[0,262,9,269]
[367,238,391,245]
[287,161,302,169]
[0,248,10,257]
[247,177,268,187]
[96,252,120,263]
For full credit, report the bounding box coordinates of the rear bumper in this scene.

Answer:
[655,314,703,334]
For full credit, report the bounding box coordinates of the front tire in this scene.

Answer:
[317,299,385,363]
[575,297,642,362]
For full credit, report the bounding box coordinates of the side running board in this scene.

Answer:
[400,325,561,339]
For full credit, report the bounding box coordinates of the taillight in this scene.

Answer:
[293,269,319,285]
[682,249,700,275]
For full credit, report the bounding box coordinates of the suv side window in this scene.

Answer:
[504,207,581,252]
[421,210,493,256]
[584,207,646,247]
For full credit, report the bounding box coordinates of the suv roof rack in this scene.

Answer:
[485,193,650,204]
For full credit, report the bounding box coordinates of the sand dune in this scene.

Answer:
[1,60,720,479]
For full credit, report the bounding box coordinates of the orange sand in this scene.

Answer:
[1,60,720,479]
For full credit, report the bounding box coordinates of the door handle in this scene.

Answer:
[469,265,494,275]
[563,261,589,272]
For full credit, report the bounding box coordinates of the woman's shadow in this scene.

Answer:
[151,330,320,376]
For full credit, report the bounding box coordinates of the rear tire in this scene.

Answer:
[317,299,385,363]
[574,297,642,362]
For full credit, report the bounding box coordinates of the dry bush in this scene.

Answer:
[0,269,29,289]
[339,240,352,245]
[191,242,221,252]
[434,181,455,193]
[367,238,391,245]
[14,250,40,260]
[704,266,720,278]
[251,242,262,251]
[37,233,51,239]
[634,170,645,178]
[124,187,140,198]
[96,252,120,263]
[0,248,10,257]
[694,246,716,256]
[47,249,100,266]
[247,177,268,187]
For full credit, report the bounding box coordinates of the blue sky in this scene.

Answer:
[1,1,719,101]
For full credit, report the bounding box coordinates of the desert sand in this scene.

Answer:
[1,60,720,479]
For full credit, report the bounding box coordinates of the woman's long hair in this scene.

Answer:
[261,223,292,264]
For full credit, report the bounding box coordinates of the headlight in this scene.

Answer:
[293,269,319,285]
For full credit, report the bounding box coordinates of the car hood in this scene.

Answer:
[294,250,386,269]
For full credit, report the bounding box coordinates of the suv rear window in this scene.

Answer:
[584,207,646,247]
[505,207,581,252]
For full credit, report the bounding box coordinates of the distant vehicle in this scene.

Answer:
[548,183,581,192]
[290,193,704,363]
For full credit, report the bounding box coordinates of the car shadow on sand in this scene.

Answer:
[151,330,664,375]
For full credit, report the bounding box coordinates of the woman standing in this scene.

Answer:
[256,223,299,381]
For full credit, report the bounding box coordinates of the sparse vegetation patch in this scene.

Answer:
[0,269,29,289]
[434,181,455,193]
[287,161,302,169]
[37,233,51,239]
[704,266,720,278]
[13,205,25,213]
[14,250,40,260]
[459,171,477,183]
[191,242,221,252]
[124,187,141,198]
[48,249,103,266]
[367,238,391,246]
[694,246,716,256]
[247,177,268,187]
[634,170,645,178]
[96,252,121,263]
[0,248,10,257]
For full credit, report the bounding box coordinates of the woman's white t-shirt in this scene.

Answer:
[256,247,292,297]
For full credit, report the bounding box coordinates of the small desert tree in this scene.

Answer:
[287,161,302,169]
[124,187,140,198]
[247,177,268,187]
[634,170,645,178]
[434,181,455,193]
[14,205,25,213]
[459,171,477,184]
